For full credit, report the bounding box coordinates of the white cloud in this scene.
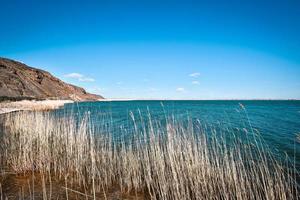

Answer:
[192,81,200,85]
[176,87,185,92]
[65,73,83,78]
[79,77,95,82]
[189,72,200,78]
[149,87,158,92]
[116,81,123,85]
[64,73,95,82]
[87,87,104,95]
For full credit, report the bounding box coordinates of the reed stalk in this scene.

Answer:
[0,111,298,199]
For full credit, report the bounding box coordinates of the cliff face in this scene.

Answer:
[0,58,103,101]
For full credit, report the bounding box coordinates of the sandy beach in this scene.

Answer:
[0,100,73,114]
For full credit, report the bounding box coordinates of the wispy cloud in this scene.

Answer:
[149,87,158,92]
[189,72,200,78]
[65,73,83,79]
[192,81,200,85]
[176,87,185,92]
[64,73,95,82]
[87,87,104,95]
[116,81,123,85]
[79,77,95,82]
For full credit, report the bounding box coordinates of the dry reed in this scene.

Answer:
[0,110,298,200]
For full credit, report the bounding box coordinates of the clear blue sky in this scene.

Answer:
[1,0,299,99]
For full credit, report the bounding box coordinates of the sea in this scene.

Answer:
[56,100,300,168]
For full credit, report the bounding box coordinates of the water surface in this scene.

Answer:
[57,100,300,167]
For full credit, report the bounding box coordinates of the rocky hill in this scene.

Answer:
[0,58,103,101]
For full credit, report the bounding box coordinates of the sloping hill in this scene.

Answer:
[0,58,103,101]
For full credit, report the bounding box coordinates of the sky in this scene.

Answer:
[1,0,300,99]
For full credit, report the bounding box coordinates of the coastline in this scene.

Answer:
[0,99,298,199]
[0,99,74,114]
[1,98,298,115]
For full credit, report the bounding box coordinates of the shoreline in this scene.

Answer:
[1,98,298,114]
[0,99,74,115]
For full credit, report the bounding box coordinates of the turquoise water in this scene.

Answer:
[58,100,300,168]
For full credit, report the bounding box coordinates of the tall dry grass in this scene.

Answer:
[0,110,298,199]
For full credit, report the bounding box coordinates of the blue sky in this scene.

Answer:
[1,0,300,99]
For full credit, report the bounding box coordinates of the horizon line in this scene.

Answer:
[98,98,300,101]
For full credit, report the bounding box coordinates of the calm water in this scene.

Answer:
[57,100,300,167]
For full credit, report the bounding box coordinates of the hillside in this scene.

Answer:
[0,58,103,101]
